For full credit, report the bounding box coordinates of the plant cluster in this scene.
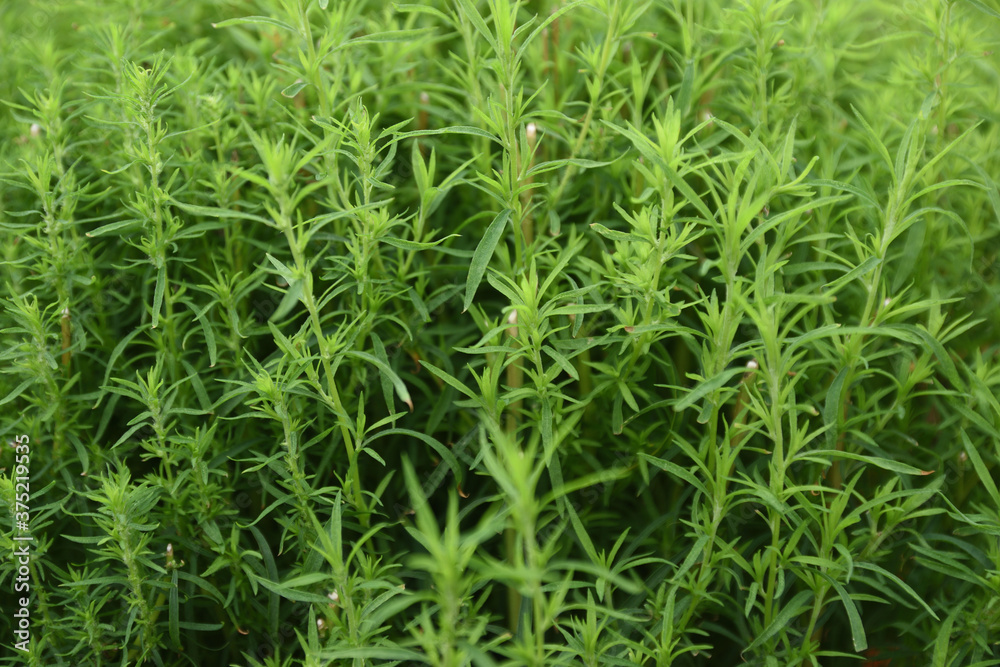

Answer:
[1,0,999,665]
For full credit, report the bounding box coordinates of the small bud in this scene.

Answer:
[420,91,429,105]
[747,360,759,370]
[166,543,173,556]
[506,310,518,338]
[317,618,326,630]
[883,297,891,307]
[775,39,785,47]
[30,123,41,138]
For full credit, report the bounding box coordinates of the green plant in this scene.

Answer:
[1,0,999,665]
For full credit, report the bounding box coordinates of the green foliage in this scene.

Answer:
[1,0,999,664]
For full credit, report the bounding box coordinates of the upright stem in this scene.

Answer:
[504,312,524,632]
[762,369,786,627]
[279,203,364,520]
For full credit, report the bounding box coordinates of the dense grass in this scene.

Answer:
[1,0,999,664]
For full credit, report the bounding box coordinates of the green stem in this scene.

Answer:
[547,0,621,213]
[279,206,364,521]
[762,370,786,627]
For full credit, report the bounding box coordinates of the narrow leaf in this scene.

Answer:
[590,222,652,245]
[190,303,217,367]
[0,379,34,406]
[673,367,746,412]
[819,572,868,652]
[345,350,413,411]
[420,361,478,401]
[371,429,462,485]
[281,80,309,98]
[743,590,814,656]
[394,126,501,144]
[455,0,498,52]
[213,16,298,33]
[804,449,931,476]
[854,562,940,620]
[824,368,848,450]
[379,233,459,250]
[639,453,711,498]
[823,256,880,293]
[932,602,963,667]
[964,0,1000,20]
[961,430,1000,508]
[850,105,895,179]
[85,218,141,237]
[463,208,511,312]
[151,264,166,329]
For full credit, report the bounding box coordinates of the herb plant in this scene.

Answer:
[1,0,999,665]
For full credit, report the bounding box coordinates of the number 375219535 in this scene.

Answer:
[13,435,30,524]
